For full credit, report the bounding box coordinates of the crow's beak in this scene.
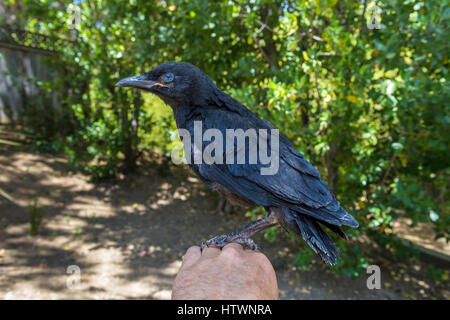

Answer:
[116,75,160,90]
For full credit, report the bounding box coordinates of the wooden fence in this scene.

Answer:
[0,26,71,123]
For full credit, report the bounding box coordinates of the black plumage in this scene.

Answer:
[117,62,358,265]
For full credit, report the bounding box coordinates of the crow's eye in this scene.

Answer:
[162,73,174,83]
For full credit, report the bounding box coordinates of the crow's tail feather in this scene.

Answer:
[275,207,355,265]
[294,215,339,265]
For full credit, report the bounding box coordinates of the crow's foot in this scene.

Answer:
[201,235,262,252]
[232,237,263,251]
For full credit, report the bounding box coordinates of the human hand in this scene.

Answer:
[172,243,278,300]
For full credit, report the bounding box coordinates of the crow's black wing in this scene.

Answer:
[195,107,358,228]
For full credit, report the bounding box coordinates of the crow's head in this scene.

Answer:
[116,62,215,108]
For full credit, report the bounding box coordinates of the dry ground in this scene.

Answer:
[0,150,448,299]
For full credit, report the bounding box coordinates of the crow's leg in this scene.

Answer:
[223,200,233,214]
[216,195,233,214]
[201,213,279,251]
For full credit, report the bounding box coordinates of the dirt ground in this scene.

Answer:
[0,150,449,299]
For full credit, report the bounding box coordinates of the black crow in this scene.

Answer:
[117,62,358,265]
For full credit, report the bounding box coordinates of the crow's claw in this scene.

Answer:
[200,235,262,252]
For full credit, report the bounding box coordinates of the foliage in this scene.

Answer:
[4,0,449,274]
